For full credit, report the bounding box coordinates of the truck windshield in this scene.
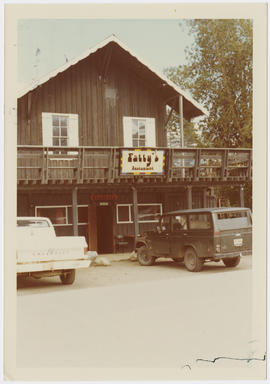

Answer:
[215,211,252,230]
[17,220,49,227]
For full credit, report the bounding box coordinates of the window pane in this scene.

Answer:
[132,138,139,147]
[60,116,68,127]
[61,127,67,137]
[138,139,145,147]
[216,211,250,230]
[132,119,138,135]
[53,126,59,137]
[52,115,59,126]
[78,207,88,224]
[189,214,211,229]
[36,207,66,225]
[118,206,130,222]
[67,207,72,224]
[172,215,187,232]
[60,138,68,146]
[138,120,145,130]
[53,138,59,146]
[138,205,161,222]
[161,215,170,231]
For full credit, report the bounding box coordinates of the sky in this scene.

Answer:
[18,19,194,89]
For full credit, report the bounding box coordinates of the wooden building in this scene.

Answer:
[17,35,252,254]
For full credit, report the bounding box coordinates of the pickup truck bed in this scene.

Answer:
[17,217,97,284]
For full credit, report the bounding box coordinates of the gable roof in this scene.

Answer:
[17,34,208,119]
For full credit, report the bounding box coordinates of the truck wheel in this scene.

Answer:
[223,256,240,267]
[60,269,76,285]
[137,246,155,266]
[184,247,204,272]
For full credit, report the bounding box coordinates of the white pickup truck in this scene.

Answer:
[17,217,97,285]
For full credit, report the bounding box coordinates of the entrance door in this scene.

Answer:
[88,204,114,254]
[97,206,114,254]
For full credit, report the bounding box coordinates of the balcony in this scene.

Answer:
[17,146,252,186]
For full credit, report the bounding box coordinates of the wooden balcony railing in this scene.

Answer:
[17,146,252,185]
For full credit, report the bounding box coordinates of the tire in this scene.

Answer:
[223,256,240,268]
[60,269,76,285]
[137,246,155,266]
[184,247,204,272]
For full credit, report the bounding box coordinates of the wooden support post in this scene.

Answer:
[240,185,245,207]
[72,186,78,236]
[186,186,192,209]
[179,95,184,148]
[132,186,139,246]
[203,188,208,208]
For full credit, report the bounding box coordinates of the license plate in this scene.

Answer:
[234,238,243,247]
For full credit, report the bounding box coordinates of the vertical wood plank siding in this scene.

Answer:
[18,49,167,146]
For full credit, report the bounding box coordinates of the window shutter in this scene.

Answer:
[123,117,133,147]
[68,114,79,147]
[42,113,53,146]
[145,118,156,147]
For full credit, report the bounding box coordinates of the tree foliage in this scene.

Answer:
[165,19,253,148]
[166,110,203,147]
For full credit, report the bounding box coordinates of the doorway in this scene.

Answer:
[97,206,114,254]
[88,204,114,254]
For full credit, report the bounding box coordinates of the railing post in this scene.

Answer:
[248,150,252,181]
[44,147,49,184]
[167,148,173,182]
[108,147,115,183]
[72,186,79,236]
[41,147,46,184]
[77,148,81,183]
[194,149,200,181]
[221,149,228,180]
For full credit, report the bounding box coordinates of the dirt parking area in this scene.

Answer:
[17,255,252,294]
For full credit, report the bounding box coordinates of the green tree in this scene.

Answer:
[165,19,252,148]
[166,109,203,147]
[165,19,253,208]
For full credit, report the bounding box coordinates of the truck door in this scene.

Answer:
[170,214,188,259]
[150,215,171,256]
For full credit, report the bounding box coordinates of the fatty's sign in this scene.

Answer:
[121,149,165,175]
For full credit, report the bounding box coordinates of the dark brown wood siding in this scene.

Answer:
[17,48,167,147]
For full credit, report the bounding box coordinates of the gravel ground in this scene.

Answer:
[17,255,252,294]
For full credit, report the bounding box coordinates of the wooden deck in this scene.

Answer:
[17,146,252,185]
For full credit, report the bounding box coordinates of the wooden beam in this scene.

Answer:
[164,106,174,128]
[72,186,78,236]
[186,185,192,209]
[203,188,208,208]
[132,186,139,246]
[179,95,184,148]
[239,185,245,207]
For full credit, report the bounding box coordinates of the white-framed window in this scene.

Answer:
[116,203,162,224]
[35,205,88,226]
[123,117,156,147]
[42,113,79,147]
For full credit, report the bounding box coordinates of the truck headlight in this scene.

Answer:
[216,244,221,253]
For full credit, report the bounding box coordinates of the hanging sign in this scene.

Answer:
[121,149,165,175]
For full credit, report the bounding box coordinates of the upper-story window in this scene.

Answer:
[42,113,79,147]
[123,117,156,147]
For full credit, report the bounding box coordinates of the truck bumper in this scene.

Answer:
[17,258,94,273]
[213,250,252,259]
